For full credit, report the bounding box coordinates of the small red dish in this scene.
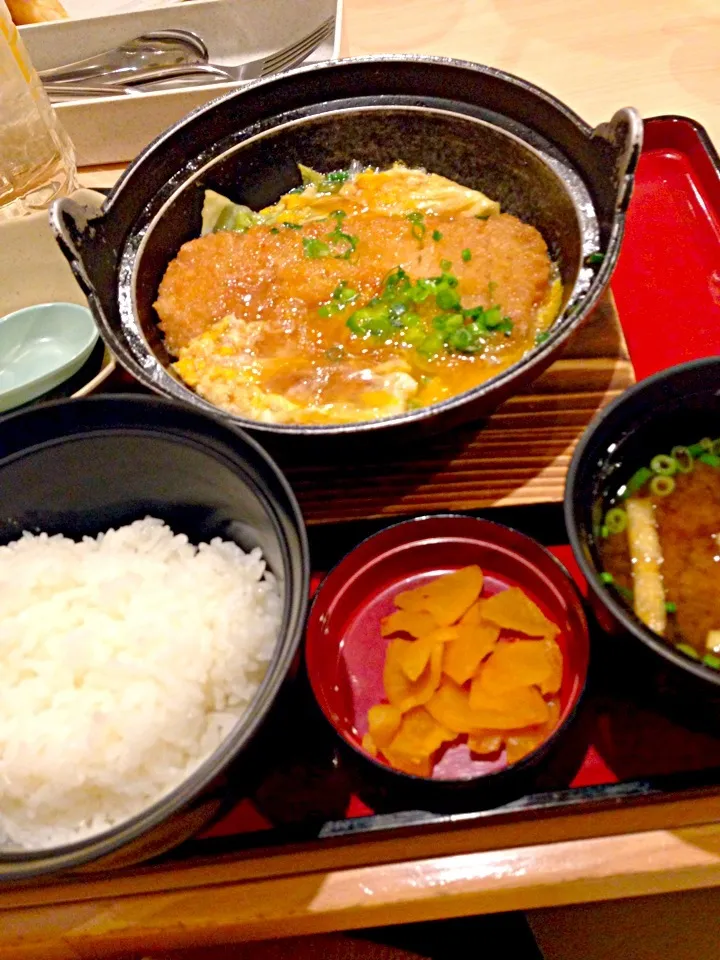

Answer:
[306,515,590,796]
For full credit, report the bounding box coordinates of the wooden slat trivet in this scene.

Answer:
[279,294,634,524]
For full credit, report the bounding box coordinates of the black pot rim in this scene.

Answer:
[564,356,720,689]
[0,393,310,877]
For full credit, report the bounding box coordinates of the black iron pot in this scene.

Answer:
[52,56,641,444]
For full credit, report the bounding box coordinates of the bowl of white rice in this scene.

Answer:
[0,395,308,880]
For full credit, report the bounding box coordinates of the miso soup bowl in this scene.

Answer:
[565,357,720,720]
[51,56,641,445]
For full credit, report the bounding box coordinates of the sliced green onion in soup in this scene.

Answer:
[604,507,627,534]
[622,466,653,498]
[671,446,694,473]
[650,454,677,476]
[676,643,700,661]
[649,474,675,497]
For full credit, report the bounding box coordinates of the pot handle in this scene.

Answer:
[590,107,643,215]
[49,193,106,299]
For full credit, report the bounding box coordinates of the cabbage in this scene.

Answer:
[201,190,260,236]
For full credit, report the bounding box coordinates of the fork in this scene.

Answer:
[43,17,334,98]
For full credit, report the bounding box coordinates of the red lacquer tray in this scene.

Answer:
[166,116,720,862]
[20,117,720,893]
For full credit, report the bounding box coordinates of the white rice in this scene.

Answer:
[0,517,282,851]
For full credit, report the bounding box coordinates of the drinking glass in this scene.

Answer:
[0,0,77,221]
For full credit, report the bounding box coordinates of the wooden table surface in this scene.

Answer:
[9,1,720,955]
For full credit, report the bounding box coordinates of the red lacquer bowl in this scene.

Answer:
[306,515,590,805]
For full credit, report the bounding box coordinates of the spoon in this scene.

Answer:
[37,29,207,85]
[0,303,99,412]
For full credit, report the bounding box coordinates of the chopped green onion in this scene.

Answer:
[432,229,443,242]
[699,453,720,467]
[700,437,714,450]
[649,474,676,497]
[406,212,426,241]
[418,332,445,357]
[317,283,359,319]
[688,442,706,457]
[436,287,462,311]
[483,306,502,328]
[703,653,720,670]
[585,251,605,266]
[461,248,472,262]
[671,446,694,473]
[446,314,464,332]
[346,302,391,337]
[600,572,614,584]
[302,237,330,258]
[270,227,279,235]
[475,213,490,220]
[650,454,677,476]
[440,259,452,272]
[622,466,653,498]
[325,214,358,259]
[463,322,487,349]
[282,221,302,230]
[665,601,677,614]
[600,525,609,538]
[325,169,350,183]
[383,266,411,293]
[604,507,627,534]
[333,281,359,303]
[402,326,426,347]
[535,331,550,345]
[448,327,473,351]
[676,643,700,661]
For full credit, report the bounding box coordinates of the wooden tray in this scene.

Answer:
[280,295,633,524]
[4,116,720,959]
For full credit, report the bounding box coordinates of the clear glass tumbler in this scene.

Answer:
[0,0,77,221]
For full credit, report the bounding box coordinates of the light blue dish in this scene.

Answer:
[0,303,99,413]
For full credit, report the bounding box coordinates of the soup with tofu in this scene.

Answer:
[154,163,562,426]
[598,439,720,670]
